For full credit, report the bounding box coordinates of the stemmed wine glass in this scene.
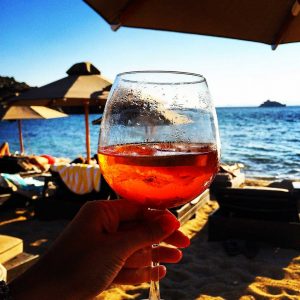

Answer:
[98,71,220,300]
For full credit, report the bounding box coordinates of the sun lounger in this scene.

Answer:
[0,235,39,283]
[208,183,300,250]
[210,163,245,196]
[171,189,210,225]
[208,208,300,250]
[35,163,117,220]
[0,235,23,265]
[0,263,7,282]
[0,193,11,206]
[3,252,39,283]
[214,185,299,221]
[292,181,300,198]
[0,173,45,201]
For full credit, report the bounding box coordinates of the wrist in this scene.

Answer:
[8,259,56,300]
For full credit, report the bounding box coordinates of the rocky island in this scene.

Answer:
[259,100,286,107]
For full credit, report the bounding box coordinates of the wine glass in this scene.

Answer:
[98,71,220,300]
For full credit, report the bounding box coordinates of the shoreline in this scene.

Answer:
[1,106,300,181]
[244,177,300,186]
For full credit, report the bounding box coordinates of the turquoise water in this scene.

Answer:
[1,106,299,179]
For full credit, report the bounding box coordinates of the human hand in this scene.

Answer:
[10,199,190,299]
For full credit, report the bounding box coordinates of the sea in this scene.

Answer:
[1,106,299,180]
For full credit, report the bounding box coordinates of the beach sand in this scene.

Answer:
[98,199,300,300]
[1,182,300,299]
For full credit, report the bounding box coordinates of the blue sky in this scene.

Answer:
[1,0,300,107]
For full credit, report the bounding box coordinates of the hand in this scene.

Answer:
[10,199,190,299]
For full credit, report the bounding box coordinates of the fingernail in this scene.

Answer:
[182,236,190,248]
[151,265,166,281]
[157,214,180,234]
[176,250,183,262]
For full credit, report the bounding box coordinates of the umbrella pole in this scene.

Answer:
[18,120,25,154]
[84,101,91,164]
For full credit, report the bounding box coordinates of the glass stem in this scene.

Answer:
[148,244,160,300]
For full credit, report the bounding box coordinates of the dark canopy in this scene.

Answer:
[84,0,300,49]
[7,62,111,107]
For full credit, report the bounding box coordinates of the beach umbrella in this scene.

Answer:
[92,106,192,127]
[92,98,192,141]
[7,62,112,163]
[1,106,68,153]
[84,0,300,49]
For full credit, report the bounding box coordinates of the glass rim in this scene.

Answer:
[116,70,206,85]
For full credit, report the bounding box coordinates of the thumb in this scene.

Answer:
[117,212,180,256]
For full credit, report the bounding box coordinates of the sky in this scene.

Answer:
[1,0,300,107]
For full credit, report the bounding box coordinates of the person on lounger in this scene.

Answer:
[0,142,10,157]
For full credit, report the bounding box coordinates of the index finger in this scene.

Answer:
[79,199,144,233]
[90,200,178,233]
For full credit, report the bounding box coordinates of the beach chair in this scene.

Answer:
[0,172,48,211]
[0,235,23,266]
[210,163,245,196]
[35,163,117,220]
[208,181,300,250]
[213,184,299,222]
[0,173,45,200]
[170,189,210,225]
[0,235,39,283]
[0,263,7,282]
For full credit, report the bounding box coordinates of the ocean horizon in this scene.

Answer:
[1,106,299,180]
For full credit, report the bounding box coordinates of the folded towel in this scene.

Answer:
[51,164,101,195]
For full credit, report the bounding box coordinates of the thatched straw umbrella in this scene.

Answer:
[7,62,112,162]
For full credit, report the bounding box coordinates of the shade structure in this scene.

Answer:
[7,62,112,162]
[92,109,191,126]
[84,0,300,49]
[2,106,68,120]
[105,100,192,126]
[1,106,68,153]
